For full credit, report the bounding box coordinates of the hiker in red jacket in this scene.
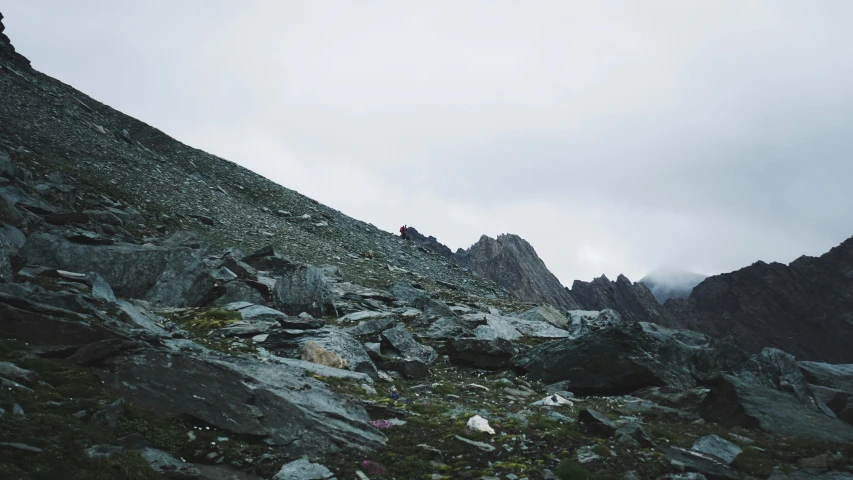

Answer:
[399,225,408,240]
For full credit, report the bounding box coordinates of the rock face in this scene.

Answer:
[568,274,682,328]
[668,236,853,363]
[455,234,580,311]
[639,268,707,303]
[404,226,455,260]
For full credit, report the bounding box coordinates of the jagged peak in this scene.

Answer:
[0,12,32,70]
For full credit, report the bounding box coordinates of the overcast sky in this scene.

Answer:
[4,1,853,284]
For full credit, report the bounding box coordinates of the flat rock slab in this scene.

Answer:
[691,435,742,465]
[94,348,385,457]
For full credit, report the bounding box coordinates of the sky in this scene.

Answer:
[4,1,853,284]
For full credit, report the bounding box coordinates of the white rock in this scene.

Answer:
[541,394,573,407]
[467,415,495,434]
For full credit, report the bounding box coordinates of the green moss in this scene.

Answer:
[731,447,775,478]
[554,459,591,479]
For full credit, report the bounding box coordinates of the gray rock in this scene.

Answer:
[615,421,653,448]
[273,458,336,480]
[0,360,36,383]
[811,384,853,425]
[701,348,853,442]
[663,446,738,479]
[512,322,748,395]
[396,358,429,380]
[340,311,391,323]
[273,265,336,317]
[460,314,522,341]
[577,408,616,437]
[344,317,396,336]
[94,348,385,456]
[381,324,438,364]
[564,309,623,338]
[516,304,568,327]
[453,434,495,452]
[85,445,124,460]
[208,281,268,307]
[264,327,378,378]
[90,398,124,429]
[798,361,853,393]
[505,317,570,338]
[632,386,710,414]
[447,337,517,369]
[12,403,24,416]
[90,273,117,303]
[138,447,201,478]
[22,233,219,307]
[423,316,468,340]
[0,442,42,453]
[691,435,742,465]
[0,191,24,227]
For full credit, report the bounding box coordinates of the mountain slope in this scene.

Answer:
[568,274,683,327]
[668,237,853,363]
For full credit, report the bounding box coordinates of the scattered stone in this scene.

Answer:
[663,446,739,479]
[381,325,438,364]
[138,447,201,478]
[453,435,495,452]
[12,403,24,416]
[615,421,653,448]
[273,458,336,480]
[0,360,36,383]
[0,442,42,453]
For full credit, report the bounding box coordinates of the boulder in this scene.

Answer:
[343,317,396,337]
[21,233,219,307]
[663,447,739,479]
[460,313,522,341]
[564,309,624,338]
[512,322,748,395]
[810,385,853,425]
[700,348,853,442]
[208,281,268,307]
[447,337,517,369]
[577,408,616,437]
[94,348,385,456]
[264,327,378,378]
[273,458,336,480]
[381,324,438,365]
[505,317,570,338]
[138,447,201,478]
[798,361,853,393]
[273,265,336,317]
[690,435,741,465]
[516,304,569,327]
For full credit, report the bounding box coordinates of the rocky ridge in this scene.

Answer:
[1,12,853,480]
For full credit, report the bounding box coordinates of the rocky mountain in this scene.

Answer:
[639,268,707,303]
[567,274,683,328]
[667,237,853,363]
[2,12,853,479]
[455,234,581,311]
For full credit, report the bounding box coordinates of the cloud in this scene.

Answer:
[4,0,853,283]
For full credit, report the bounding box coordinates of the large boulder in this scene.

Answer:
[381,324,438,365]
[512,322,748,395]
[564,309,624,338]
[21,233,218,306]
[798,361,853,393]
[264,327,378,379]
[700,348,853,442]
[516,304,569,328]
[273,265,336,317]
[447,337,517,369]
[460,313,522,341]
[93,347,386,456]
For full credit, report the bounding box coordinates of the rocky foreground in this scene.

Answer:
[3,11,853,480]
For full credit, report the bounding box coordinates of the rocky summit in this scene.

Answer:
[2,11,853,480]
